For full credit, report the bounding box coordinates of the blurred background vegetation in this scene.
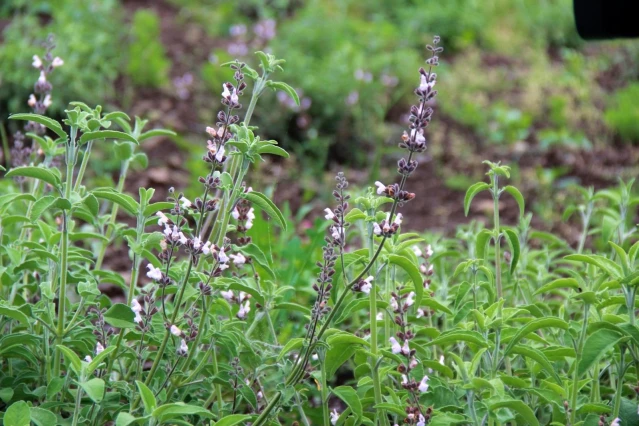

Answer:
[1,0,639,239]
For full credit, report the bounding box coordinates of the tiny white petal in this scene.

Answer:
[374,181,386,195]
[330,409,340,425]
[51,57,64,67]
[232,208,240,220]
[96,342,105,355]
[418,375,429,393]
[389,337,401,354]
[32,55,42,68]
[170,325,182,336]
[324,208,335,220]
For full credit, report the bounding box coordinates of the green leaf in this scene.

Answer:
[325,343,359,378]
[86,346,116,376]
[56,345,82,375]
[277,338,304,361]
[256,144,289,158]
[534,278,580,295]
[504,317,569,355]
[503,185,525,218]
[373,403,406,416]
[464,182,490,216]
[5,166,61,189]
[104,303,137,329]
[388,254,423,307]
[29,407,56,426]
[244,191,287,230]
[10,113,67,139]
[213,414,253,426]
[92,189,140,216]
[115,412,141,426]
[267,81,300,106]
[136,381,157,415]
[332,386,362,422]
[577,329,624,376]
[0,303,30,325]
[139,129,177,141]
[344,208,367,222]
[327,333,370,347]
[427,330,488,348]
[489,400,540,426]
[503,229,520,274]
[79,130,139,145]
[475,229,493,260]
[3,400,31,426]
[80,378,105,403]
[143,202,174,217]
[564,254,623,279]
[421,296,453,315]
[509,345,563,384]
[152,402,213,423]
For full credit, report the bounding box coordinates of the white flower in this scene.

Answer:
[192,236,203,250]
[373,222,382,235]
[416,308,425,318]
[426,244,433,257]
[222,84,231,98]
[393,213,403,226]
[401,340,410,355]
[230,253,246,265]
[51,57,64,68]
[439,355,445,365]
[406,291,415,307]
[610,418,621,426]
[389,337,401,354]
[237,301,251,319]
[38,71,46,84]
[178,232,188,245]
[84,355,93,362]
[202,241,212,255]
[220,290,234,301]
[409,357,418,369]
[179,339,188,355]
[146,264,163,281]
[412,246,422,257]
[96,342,104,355]
[376,312,383,320]
[170,325,182,336]
[330,409,340,425]
[132,299,143,322]
[390,297,398,311]
[180,197,192,208]
[32,55,42,68]
[232,208,240,220]
[257,391,263,399]
[374,181,386,195]
[414,129,426,144]
[219,264,229,271]
[401,374,408,385]
[419,74,435,91]
[331,226,343,240]
[28,94,36,107]
[417,414,426,426]
[418,375,429,393]
[218,247,229,263]
[215,144,225,162]
[324,208,335,220]
[156,211,169,226]
[360,276,374,294]
[42,94,52,108]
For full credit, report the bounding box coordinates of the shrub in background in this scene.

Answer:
[126,10,172,88]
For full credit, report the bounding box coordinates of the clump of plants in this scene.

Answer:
[2,32,639,426]
[126,9,172,88]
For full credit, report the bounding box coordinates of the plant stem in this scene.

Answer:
[73,140,94,191]
[131,259,193,411]
[570,303,590,425]
[54,126,77,378]
[367,209,386,426]
[71,381,84,426]
[490,174,502,379]
[612,346,626,419]
[95,160,130,270]
[321,353,330,426]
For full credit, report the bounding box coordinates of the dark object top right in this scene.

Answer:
[574,0,639,40]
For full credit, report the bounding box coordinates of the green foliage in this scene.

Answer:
[0,0,123,114]
[605,83,639,143]
[126,9,171,88]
